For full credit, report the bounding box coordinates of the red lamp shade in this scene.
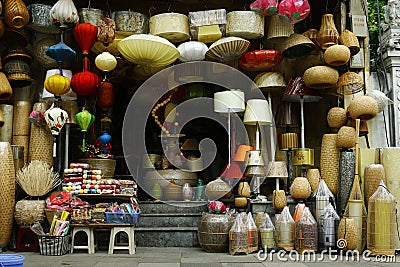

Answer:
[71,58,100,96]
[97,80,114,109]
[73,23,98,54]
[239,50,282,71]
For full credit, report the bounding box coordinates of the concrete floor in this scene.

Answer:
[6,247,399,267]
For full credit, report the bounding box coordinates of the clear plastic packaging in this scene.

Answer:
[276,206,294,251]
[320,203,340,249]
[295,207,318,253]
[259,212,275,250]
[229,213,248,255]
[246,212,258,253]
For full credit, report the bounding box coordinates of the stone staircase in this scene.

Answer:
[135,201,207,247]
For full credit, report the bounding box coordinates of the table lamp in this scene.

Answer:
[266,161,288,191]
[214,89,245,166]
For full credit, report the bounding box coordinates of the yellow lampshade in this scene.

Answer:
[95,51,117,72]
[44,74,71,97]
[243,99,272,125]
[214,90,245,113]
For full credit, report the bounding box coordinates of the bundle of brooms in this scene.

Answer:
[16,160,61,197]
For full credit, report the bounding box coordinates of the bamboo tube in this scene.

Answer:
[374,199,391,252]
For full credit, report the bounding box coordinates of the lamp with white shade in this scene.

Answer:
[267,161,288,191]
[214,89,245,166]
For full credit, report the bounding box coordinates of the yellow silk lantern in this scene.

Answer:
[44,74,71,96]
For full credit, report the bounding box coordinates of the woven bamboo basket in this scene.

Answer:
[12,135,29,164]
[347,95,378,121]
[337,126,356,148]
[198,213,233,253]
[234,197,247,208]
[347,118,369,137]
[323,45,351,66]
[0,142,15,248]
[364,164,385,206]
[3,59,31,87]
[337,72,364,95]
[290,177,311,199]
[79,158,116,178]
[281,33,315,59]
[303,66,339,89]
[320,134,340,195]
[338,218,358,250]
[267,14,294,43]
[0,104,13,142]
[302,29,319,45]
[327,107,347,129]
[29,102,53,166]
[226,11,264,39]
[272,189,286,210]
[14,199,45,226]
[237,181,251,197]
[339,29,360,56]
[3,0,30,29]
[0,72,12,99]
[12,101,31,136]
[279,132,299,150]
[306,168,321,192]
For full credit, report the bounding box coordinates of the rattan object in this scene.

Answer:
[0,142,15,248]
[14,199,45,226]
[279,132,299,150]
[339,29,360,56]
[0,72,12,99]
[306,168,321,192]
[3,0,30,29]
[337,72,364,95]
[205,177,232,200]
[327,107,347,128]
[303,66,339,89]
[364,164,385,206]
[302,29,319,45]
[338,218,358,250]
[273,189,287,210]
[317,14,339,49]
[290,177,311,199]
[366,90,390,113]
[323,45,351,66]
[347,95,378,121]
[320,134,340,195]
[281,33,315,59]
[238,181,251,197]
[267,14,294,43]
[234,197,247,207]
[79,158,116,178]
[337,126,356,148]
[226,11,264,39]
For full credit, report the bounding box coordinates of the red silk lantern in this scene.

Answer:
[278,0,310,24]
[71,58,100,96]
[239,50,282,71]
[73,22,98,54]
[97,80,114,109]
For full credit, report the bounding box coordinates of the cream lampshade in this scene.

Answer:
[213,89,245,113]
[267,161,288,190]
[42,69,76,101]
[243,99,272,125]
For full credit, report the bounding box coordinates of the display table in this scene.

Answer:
[70,223,136,254]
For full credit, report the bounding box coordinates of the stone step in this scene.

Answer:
[138,214,201,228]
[139,201,207,214]
[135,227,199,247]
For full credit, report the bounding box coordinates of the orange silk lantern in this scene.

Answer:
[73,22,98,55]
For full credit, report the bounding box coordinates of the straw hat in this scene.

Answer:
[281,33,315,59]
[303,66,339,89]
[323,45,351,66]
[337,72,364,95]
[347,95,378,121]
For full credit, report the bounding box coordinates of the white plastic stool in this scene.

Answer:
[71,226,95,254]
[108,226,135,254]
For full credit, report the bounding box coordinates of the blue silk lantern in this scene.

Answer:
[99,131,112,154]
[46,42,76,66]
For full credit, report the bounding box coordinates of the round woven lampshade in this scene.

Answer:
[339,29,360,56]
[213,90,245,113]
[290,177,311,199]
[281,33,315,59]
[337,126,356,148]
[273,189,287,210]
[254,72,287,93]
[323,45,351,66]
[364,164,385,206]
[275,102,300,128]
[366,90,390,113]
[320,133,340,195]
[327,107,347,129]
[347,95,378,121]
[303,66,339,89]
[337,72,364,95]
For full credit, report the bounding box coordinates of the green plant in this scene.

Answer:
[367,0,387,69]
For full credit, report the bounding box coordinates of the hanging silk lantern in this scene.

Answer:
[99,131,112,154]
[46,42,76,66]
[97,15,116,45]
[73,22,98,55]
[44,103,68,135]
[71,57,100,96]
[50,0,79,28]
[97,80,114,110]
[278,0,310,24]
[44,74,71,97]
[95,51,117,72]
[75,109,95,152]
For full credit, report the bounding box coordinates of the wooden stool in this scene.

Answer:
[16,227,39,252]
[71,226,95,254]
[108,226,135,254]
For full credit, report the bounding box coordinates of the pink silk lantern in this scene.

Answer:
[71,57,100,96]
[278,0,310,24]
[73,22,98,55]
[250,0,278,16]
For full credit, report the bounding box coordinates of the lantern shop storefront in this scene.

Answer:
[0,0,398,260]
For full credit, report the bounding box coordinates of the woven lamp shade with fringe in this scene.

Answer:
[0,142,15,248]
[364,164,385,207]
[337,72,364,95]
[267,14,294,43]
[337,126,356,148]
[290,177,311,199]
[320,134,340,195]
[12,101,31,164]
[281,33,315,59]
[273,189,286,210]
[306,168,320,192]
[14,199,45,226]
[339,29,360,56]
[28,102,53,167]
[323,45,351,66]
[338,218,358,250]
[0,72,12,99]
[303,66,339,89]
[347,95,378,121]
[327,107,347,129]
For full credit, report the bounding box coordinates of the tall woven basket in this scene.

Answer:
[364,164,385,208]
[320,134,340,195]
[12,101,31,163]
[29,102,53,167]
[338,218,358,250]
[0,142,16,248]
